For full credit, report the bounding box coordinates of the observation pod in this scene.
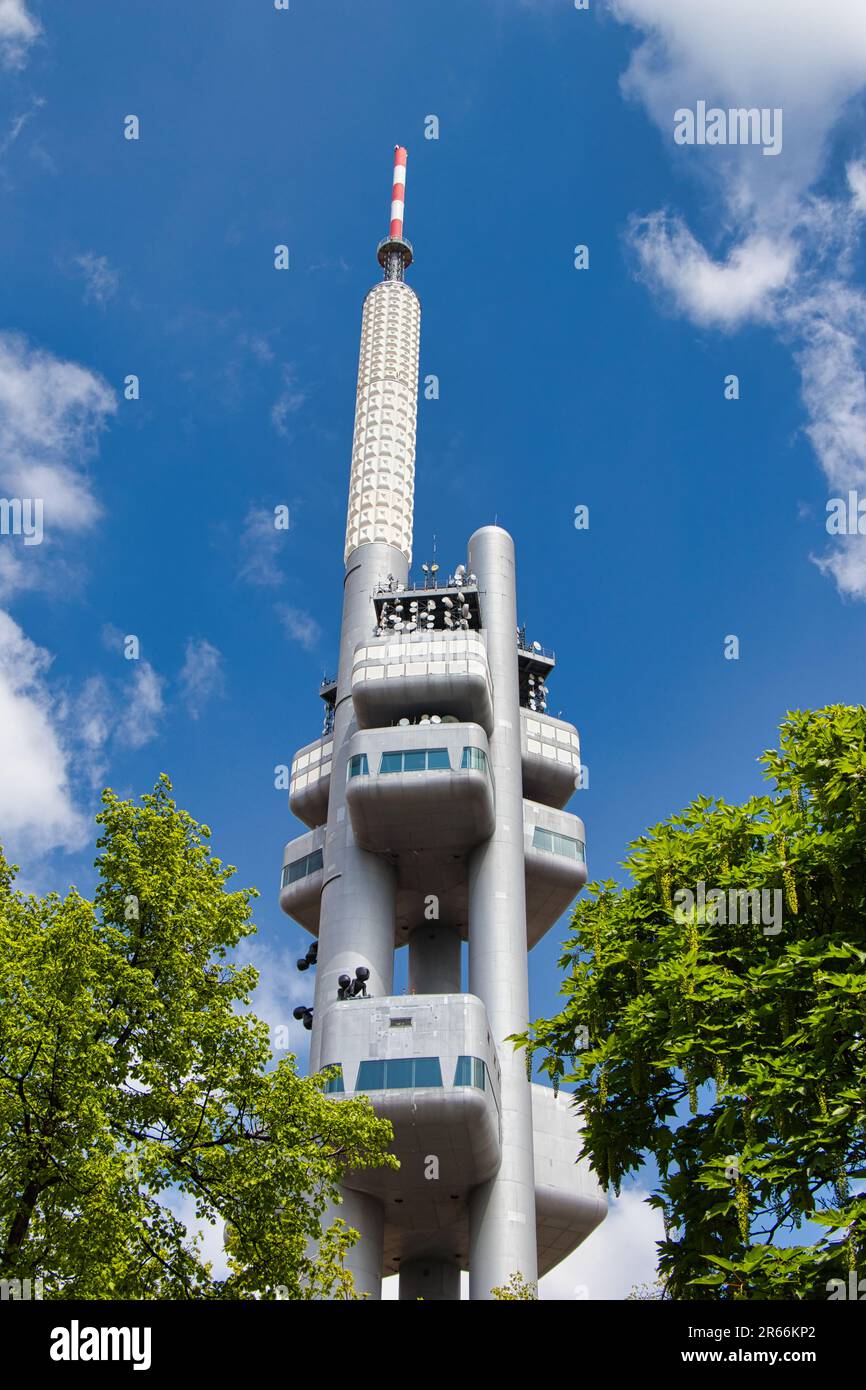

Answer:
[344,723,496,853]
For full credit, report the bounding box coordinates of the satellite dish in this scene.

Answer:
[431,715,441,724]
[532,641,542,652]
[399,717,410,726]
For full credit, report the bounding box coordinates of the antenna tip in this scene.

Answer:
[388,145,408,244]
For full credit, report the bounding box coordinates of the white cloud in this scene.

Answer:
[612,0,866,215]
[275,604,321,651]
[630,214,795,328]
[0,0,40,70]
[814,534,866,599]
[540,1185,664,1300]
[0,609,87,858]
[240,935,312,1050]
[0,612,170,864]
[179,637,226,720]
[74,252,120,307]
[0,333,116,597]
[0,334,115,495]
[848,161,866,215]
[611,0,866,598]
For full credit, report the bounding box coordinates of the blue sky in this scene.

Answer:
[1,0,865,1296]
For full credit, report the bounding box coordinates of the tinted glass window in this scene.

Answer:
[380,752,403,773]
[356,1061,386,1090]
[426,748,450,770]
[413,1057,443,1087]
[386,1058,413,1088]
[454,1056,473,1087]
[531,827,586,862]
[403,750,426,772]
[284,850,324,886]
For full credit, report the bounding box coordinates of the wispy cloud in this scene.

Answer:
[118,660,165,751]
[239,331,274,365]
[275,604,321,651]
[62,655,167,785]
[179,637,226,720]
[0,94,44,158]
[73,252,120,307]
[237,505,287,588]
[271,364,306,437]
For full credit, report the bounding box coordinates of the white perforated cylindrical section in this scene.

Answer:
[344,279,420,564]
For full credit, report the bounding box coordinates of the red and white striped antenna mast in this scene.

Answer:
[377,144,413,280]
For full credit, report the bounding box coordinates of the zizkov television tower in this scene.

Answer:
[280,148,606,1300]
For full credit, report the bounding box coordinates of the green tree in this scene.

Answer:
[0,775,396,1299]
[491,1272,538,1300]
[626,1280,670,1300]
[517,707,866,1300]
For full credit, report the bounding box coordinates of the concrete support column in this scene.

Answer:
[309,542,407,1073]
[399,1257,461,1301]
[323,1189,384,1300]
[466,526,538,1300]
[408,923,461,994]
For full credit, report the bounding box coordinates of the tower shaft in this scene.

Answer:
[280,146,605,1301]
